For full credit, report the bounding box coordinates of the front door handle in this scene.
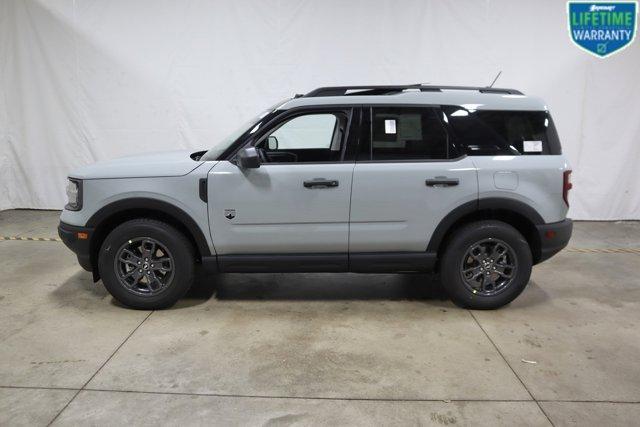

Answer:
[426,177,459,187]
[303,179,339,189]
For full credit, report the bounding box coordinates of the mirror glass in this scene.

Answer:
[267,135,278,150]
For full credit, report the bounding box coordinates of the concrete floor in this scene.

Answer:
[0,210,639,426]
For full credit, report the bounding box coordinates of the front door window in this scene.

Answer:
[256,112,348,163]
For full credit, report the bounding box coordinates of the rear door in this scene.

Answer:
[349,106,477,253]
[208,108,358,257]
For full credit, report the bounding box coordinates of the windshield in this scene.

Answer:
[201,99,290,161]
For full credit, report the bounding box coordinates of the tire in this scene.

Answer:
[440,220,532,310]
[98,219,195,309]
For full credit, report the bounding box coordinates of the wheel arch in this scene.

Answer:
[427,198,544,265]
[86,198,211,280]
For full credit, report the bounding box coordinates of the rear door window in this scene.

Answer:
[442,106,561,155]
[368,107,450,161]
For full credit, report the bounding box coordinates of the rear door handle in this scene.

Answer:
[303,179,339,189]
[425,177,459,187]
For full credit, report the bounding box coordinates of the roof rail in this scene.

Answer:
[304,84,523,97]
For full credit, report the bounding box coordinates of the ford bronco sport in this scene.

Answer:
[58,84,573,310]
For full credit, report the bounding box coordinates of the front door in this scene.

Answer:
[208,109,356,260]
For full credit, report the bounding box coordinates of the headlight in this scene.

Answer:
[65,178,82,211]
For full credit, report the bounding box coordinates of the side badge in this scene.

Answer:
[224,209,236,220]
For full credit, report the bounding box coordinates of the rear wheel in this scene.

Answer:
[98,219,195,309]
[440,220,532,309]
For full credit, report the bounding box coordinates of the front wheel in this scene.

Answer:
[98,219,195,309]
[440,220,532,310]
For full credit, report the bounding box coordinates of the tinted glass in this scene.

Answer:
[442,106,561,155]
[370,107,448,160]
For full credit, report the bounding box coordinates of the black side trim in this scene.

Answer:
[356,155,467,164]
[535,218,573,263]
[199,178,208,202]
[216,252,437,273]
[200,256,219,273]
[86,198,211,256]
[478,198,545,224]
[350,252,436,272]
[218,254,348,273]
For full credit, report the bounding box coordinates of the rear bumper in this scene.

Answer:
[535,218,573,263]
[58,221,94,272]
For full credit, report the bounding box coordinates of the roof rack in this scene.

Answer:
[304,84,523,97]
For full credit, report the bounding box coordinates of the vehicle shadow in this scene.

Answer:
[50,270,110,309]
[189,271,448,302]
[187,270,550,308]
[53,268,548,310]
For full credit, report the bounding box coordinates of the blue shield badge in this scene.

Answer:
[568,2,638,57]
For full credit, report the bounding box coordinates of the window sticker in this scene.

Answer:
[384,119,396,134]
[523,140,543,152]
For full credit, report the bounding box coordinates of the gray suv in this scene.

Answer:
[58,84,573,310]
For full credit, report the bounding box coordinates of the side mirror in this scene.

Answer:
[236,147,260,169]
[267,135,279,150]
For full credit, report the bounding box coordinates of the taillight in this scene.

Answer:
[563,170,572,206]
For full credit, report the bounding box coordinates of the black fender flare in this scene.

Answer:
[86,198,212,257]
[426,197,544,253]
[478,197,544,224]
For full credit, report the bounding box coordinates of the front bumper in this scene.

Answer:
[58,221,94,272]
[535,218,573,263]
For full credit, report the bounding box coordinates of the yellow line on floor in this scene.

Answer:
[0,236,62,242]
[566,247,640,254]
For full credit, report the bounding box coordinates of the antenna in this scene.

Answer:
[488,71,502,88]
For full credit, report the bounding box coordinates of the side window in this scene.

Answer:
[257,112,348,163]
[442,106,560,155]
[270,114,337,149]
[370,107,448,161]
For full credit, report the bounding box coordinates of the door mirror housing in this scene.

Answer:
[237,147,261,169]
[267,135,279,150]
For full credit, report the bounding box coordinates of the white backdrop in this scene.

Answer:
[1,0,639,219]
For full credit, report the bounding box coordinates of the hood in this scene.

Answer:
[69,150,205,180]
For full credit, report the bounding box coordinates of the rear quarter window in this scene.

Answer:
[442,106,562,155]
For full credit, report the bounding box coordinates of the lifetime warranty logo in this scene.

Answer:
[568,2,638,57]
